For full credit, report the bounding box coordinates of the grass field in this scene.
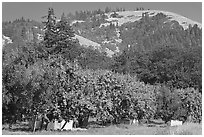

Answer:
[2,121,202,135]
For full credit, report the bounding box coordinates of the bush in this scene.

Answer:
[75,70,158,124]
[156,85,202,123]
[176,88,202,123]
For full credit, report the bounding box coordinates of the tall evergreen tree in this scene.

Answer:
[54,12,75,54]
[42,8,57,50]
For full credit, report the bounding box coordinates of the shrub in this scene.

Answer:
[156,85,202,123]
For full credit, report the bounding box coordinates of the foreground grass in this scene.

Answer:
[2,122,202,135]
[169,123,202,135]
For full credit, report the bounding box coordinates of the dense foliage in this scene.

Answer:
[111,13,202,91]
[2,7,202,128]
[112,45,202,91]
[3,53,201,126]
[156,85,202,123]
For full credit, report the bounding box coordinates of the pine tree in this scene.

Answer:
[42,8,80,59]
[42,8,57,49]
[54,12,75,53]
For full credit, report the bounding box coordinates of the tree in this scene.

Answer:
[156,85,202,123]
[105,7,111,13]
[78,48,113,70]
[21,26,27,40]
[53,12,75,54]
[156,85,180,123]
[42,8,57,51]
[42,8,81,61]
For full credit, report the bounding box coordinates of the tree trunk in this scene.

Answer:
[78,115,89,128]
[33,115,37,132]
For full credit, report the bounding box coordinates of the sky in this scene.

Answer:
[2,2,202,23]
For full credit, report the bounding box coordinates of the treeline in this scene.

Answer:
[2,17,43,44]
[67,6,125,21]
[67,6,146,21]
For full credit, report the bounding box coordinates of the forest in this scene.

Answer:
[2,7,202,129]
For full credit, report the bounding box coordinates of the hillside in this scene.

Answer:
[74,34,101,50]
[71,10,202,56]
[103,10,201,29]
[2,10,202,57]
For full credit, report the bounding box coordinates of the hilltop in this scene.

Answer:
[70,10,201,56]
[2,9,202,57]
